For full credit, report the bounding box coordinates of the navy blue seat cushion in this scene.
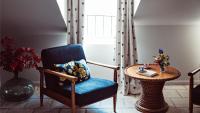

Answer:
[41,44,86,91]
[55,77,118,106]
[192,85,200,104]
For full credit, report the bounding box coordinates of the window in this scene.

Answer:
[83,0,117,44]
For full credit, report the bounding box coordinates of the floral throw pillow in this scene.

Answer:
[53,59,90,86]
[74,59,90,82]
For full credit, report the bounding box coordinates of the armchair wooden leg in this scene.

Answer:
[71,105,76,113]
[189,75,193,113]
[40,92,44,106]
[189,102,193,113]
[113,94,117,113]
[39,68,44,107]
[71,82,76,113]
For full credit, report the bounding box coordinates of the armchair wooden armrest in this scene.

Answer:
[86,60,119,82]
[86,60,120,70]
[188,66,200,93]
[37,67,78,82]
[188,67,200,77]
[188,67,200,89]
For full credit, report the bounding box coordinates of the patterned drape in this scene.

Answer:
[116,0,141,95]
[67,0,85,44]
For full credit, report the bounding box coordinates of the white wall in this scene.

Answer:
[0,0,67,84]
[135,0,200,83]
[135,25,200,82]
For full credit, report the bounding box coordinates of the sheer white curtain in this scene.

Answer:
[66,0,85,44]
[115,0,141,95]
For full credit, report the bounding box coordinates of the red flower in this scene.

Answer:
[0,36,41,73]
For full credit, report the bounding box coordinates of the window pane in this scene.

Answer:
[84,0,117,42]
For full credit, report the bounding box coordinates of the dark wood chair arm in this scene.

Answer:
[188,67,200,77]
[86,60,120,70]
[37,67,78,82]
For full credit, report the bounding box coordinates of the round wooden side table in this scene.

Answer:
[125,64,181,113]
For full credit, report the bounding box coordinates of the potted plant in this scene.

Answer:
[153,49,170,72]
[0,36,40,101]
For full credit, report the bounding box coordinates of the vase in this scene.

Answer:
[160,65,165,73]
[0,72,34,101]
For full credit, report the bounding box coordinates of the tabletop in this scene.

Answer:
[124,64,181,81]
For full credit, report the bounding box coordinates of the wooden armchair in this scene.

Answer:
[188,67,200,113]
[37,44,119,113]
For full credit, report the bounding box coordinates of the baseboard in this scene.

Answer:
[166,80,200,85]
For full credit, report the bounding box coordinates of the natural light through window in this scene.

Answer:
[83,0,117,44]
[56,0,141,44]
[56,0,67,25]
[134,0,141,15]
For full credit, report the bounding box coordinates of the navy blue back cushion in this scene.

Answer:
[42,44,86,69]
[41,44,86,90]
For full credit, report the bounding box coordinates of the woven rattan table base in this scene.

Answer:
[135,81,169,113]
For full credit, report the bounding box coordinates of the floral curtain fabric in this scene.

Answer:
[115,0,141,95]
[67,0,85,44]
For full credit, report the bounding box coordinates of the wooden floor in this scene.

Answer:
[0,85,200,113]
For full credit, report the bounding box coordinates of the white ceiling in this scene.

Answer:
[135,0,200,25]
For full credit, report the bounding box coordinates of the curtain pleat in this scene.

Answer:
[116,0,141,95]
[67,0,85,44]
